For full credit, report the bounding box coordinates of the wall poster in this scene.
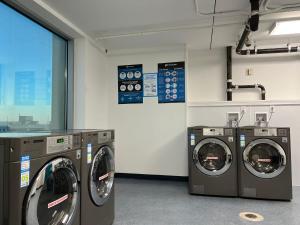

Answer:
[143,73,157,97]
[118,64,143,104]
[158,62,185,103]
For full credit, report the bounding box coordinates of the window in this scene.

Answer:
[0,2,68,132]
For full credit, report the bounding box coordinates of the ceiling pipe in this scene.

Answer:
[235,0,259,54]
[249,0,260,31]
[239,46,300,55]
[236,22,251,54]
[236,0,300,55]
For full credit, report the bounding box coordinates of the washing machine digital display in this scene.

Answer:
[57,138,64,143]
[24,158,79,225]
[89,146,115,206]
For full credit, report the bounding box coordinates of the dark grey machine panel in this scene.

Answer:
[188,126,238,197]
[238,127,292,200]
[81,129,115,225]
[0,133,82,225]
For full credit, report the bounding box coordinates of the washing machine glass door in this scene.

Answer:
[243,139,286,179]
[193,138,232,176]
[89,146,115,206]
[24,157,79,225]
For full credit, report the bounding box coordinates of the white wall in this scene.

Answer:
[188,103,300,186]
[188,48,300,102]
[71,41,300,185]
[107,50,188,176]
[188,48,227,102]
[73,38,109,129]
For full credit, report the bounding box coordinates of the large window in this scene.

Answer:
[0,2,68,132]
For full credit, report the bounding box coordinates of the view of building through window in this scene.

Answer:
[0,2,67,132]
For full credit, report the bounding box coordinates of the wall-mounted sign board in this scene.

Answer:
[118,64,143,104]
[157,62,185,103]
[143,73,157,97]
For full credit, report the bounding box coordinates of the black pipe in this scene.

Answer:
[234,84,266,100]
[236,0,259,55]
[257,84,266,100]
[250,0,260,31]
[236,0,299,55]
[239,46,300,55]
[236,23,251,55]
[227,46,233,101]
[227,46,266,101]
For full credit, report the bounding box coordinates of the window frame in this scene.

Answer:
[0,0,74,130]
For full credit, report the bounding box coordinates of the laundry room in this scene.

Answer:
[0,0,300,225]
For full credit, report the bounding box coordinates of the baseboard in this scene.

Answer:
[115,173,188,182]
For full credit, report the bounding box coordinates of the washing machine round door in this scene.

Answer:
[243,139,286,179]
[24,157,79,225]
[193,138,232,176]
[89,146,115,206]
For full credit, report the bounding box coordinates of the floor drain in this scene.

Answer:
[239,212,264,222]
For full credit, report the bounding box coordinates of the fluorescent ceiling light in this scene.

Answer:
[270,20,300,36]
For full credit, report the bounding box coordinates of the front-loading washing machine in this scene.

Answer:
[81,130,115,225]
[0,132,81,225]
[188,126,237,196]
[238,127,292,200]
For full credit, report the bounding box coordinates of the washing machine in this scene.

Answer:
[0,132,82,225]
[81,130,115,225]
[238,127,292,200]
[188,126,237,196]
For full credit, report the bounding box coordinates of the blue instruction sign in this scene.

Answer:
[158,62,185,103]
[118,64,143,104]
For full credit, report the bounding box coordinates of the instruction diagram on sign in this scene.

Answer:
[157,62,185,103]
[118,64,143,104]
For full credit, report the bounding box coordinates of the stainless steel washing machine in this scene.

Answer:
[188,126,238,196]
[81,130,115,225]
[0,132,82,225]
[238,127,292,200]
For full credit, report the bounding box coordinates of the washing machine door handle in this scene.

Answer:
[280,154,287,166]
[227,154,232,164]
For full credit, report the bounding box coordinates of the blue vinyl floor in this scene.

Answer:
[113,178,300,225]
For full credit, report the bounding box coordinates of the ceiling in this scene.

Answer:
[42,0,300,51]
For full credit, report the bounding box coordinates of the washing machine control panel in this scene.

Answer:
[98,131,112,143]
[203,128,224,136]
[254,128,277,136]
[46,135,73,154]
